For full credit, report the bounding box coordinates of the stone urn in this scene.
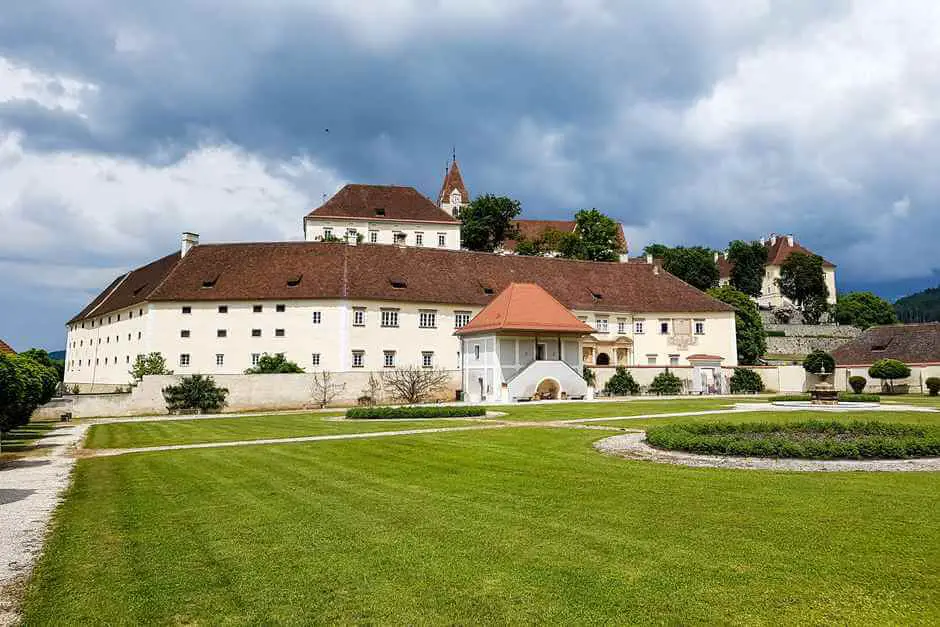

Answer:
[810,366,839,405]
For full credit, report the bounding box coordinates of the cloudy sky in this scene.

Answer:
[2,0,939,350]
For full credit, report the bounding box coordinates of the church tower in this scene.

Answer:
[438,154,469,218]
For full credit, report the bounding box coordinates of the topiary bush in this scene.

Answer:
[729,368,764,394]
[603,366,640,396]
[868,359,912,394]
[848,376,867,394]
[926,377,940,397]
[649,370,683,395]
[346,406,486,419]
[803,350,836,374]
[162,375,229,414]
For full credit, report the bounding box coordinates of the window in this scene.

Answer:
[383,350,396,368]
[106,336,110,343]
[375,208,386,216]
[129,311,133,319]
[104,357,108,365]
[669,354,680,366]
[181,306,191,314]
[381,309,399,328]
[617,319,627,334]
[694,320,705,335]
[276,304,286,313]
[451,191,461,205]
[216,354,225,367]
[454,311,471,328]
[635,320,645,334]
[422,351,434,368]
[311,353,321,367]
[415,232,424,246]
[353,308,366,326]
[312,311,322,325]
[179,354,190,367]
[393,232,406,245]
[437,233,446,247]
[275,328,285,337]
[352,351,364,368]
[180,329,191,338]
[646,354,657,365]
[474,344,480,360]
[251,353,260,366]
[218,305,228,314]
[217,329,227,338]
[324,227,333,239]
[419,310,437,328]
[595,318,609,333]
[139,309,143,316]
[346,228,358,242]
[253,305,263,313]
[369,230,378,244]
[108,316,112,323]
[126,356,130,364]
[137,332,142,340]
[660,320,670,335]
[251,329,262,337]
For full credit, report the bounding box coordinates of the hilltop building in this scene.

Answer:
[0,339,15,355]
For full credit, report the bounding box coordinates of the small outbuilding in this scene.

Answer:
[832,323,940,366]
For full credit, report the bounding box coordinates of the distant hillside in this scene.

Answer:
[48,350,66,361]
[895,286,940,323]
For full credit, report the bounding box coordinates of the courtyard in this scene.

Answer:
[4,397,940,624]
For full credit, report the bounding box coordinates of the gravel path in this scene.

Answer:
[0,423,88,626]
[595,432,940,472]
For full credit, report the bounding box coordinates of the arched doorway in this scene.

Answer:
[596,352,611,366]
[535,378,560,400]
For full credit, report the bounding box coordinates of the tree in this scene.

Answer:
[603,366,640,396]
[649,370,683,395]
[568,209,623,262]
[803,350,835,375]
[244,353,304,374]
[382,366,452,404]
[643,243,670,258]
[662,246,719,291]
[848,376,867,394]
[729,368,764,394]
[777,252,829,319]
[459,194,521,252]
[727,240,767,297]
[513,237,541,256]
[707,285,767,365]
[834,292,898,329]
[162,375,228,414]
[360,372,383,406]
[311,371,346,408]
[130,352,173,382]
[895,285,940,323]
[868,359,911,393]
[581,366,596,387]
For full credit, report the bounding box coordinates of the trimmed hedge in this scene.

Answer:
[345,406,487,419]
[729,368,764,394]
[768,392,881,403]
[765,330,786,337]
[646,420,940,459]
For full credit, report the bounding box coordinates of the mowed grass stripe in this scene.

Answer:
[489,398,745,421]
[593,409,940,430]
[23,427,940,624]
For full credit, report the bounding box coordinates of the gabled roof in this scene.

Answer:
[718,236,835,278]
[832,323,940,365]
[438,159,469,205]
[503,219,628,253]
[0,339,15,355]
[306,184,459,224]
[456,283,595,335]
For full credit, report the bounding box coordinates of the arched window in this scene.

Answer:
[596,352,611,366]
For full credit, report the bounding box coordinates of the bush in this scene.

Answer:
[582,366,596,387]
[766,330,786,337]
[729,368,764,394]
[603,366,639,396]
[646,420,939,459]
[868,359,912,393]
[649,370,683,395]
[767,393,880,403]
[345,406,486,419]
[245,353,304,374]
[0,351,59,433]
[926,377,940,397]
[849,376,867,394]
[162,375,229,414]
[803,350,836,374]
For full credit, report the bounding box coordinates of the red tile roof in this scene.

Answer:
[718,236,834,278]
[438,159,469,206]
[456,283,595,335]
[503,219,628,253]
[0,339,15,355]
[306,184,459,224]
[831,323,940,365]
[70,242,734,323]
[686,353,724,361]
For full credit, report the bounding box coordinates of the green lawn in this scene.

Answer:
[85,414,487,449]
[884,395,940,407]
[490,397,750,421]
[24,426,940,624]
[0,420,59,463]
[594,409,940,430]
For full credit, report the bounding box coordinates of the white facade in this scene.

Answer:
[303,217,461,250]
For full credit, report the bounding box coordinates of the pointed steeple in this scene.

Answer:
[438,154,469,215]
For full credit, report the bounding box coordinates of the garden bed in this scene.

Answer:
[645,420,940,459]
[768,393,880,403]
[345,406,487,419]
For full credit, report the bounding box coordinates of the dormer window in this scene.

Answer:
[201,274,218,288]
[375,208,386,216]
[389,278,407,289]
[287,274,302,287]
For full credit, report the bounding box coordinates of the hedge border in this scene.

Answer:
[345,406,487,419]
[768,393,881,403]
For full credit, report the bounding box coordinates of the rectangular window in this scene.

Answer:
[218,305,228,313]
[660,320,669,335]
[454,311,471,328]
[108,316,112,323]
[596,318,609,333]
[617,319,627,335]
[369,230,378,244]
[694,320,705,335]
[419,310,437,328]
[669,354,680,366]
[422,351,434,368]
[353,308,366,326]
[251,329,262,337]
[276,304,286,313]
[381,309,399,328]
[126,356,129,364]
[474,344,480,360]
[180,329,190,338]
[383,350,396,368]
[253,305,263,313]
[415,232,424,246]
[181,306,191,314]
[352,351,364,368]
[275,328,285,337]
[437,233,446,247]
[646,354,657,365]
[311,353,321,367]
[179,353,190,367]
[312,311,322,324]
[324,227,333,239]
[393,232,406,245]
[129,311,133,319]
[251,353,260,366]
[216,354,225,367]
[635,320,645,334]
[137,332,142,340]
[217,329,227,338]
[346,228,357,242]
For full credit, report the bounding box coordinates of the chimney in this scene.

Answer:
[181,232,199,257]
[646,253,653,264]
[786,234,794,246]
[770,234,777,245]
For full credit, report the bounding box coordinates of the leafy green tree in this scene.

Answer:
[570,209,623,262]
[662,246,719,291]
[848,376,867,394]
[130,352,173,382]
[643,243,670,258]
[0,352,58,433]
[894,285,940,323]
[649,370,683,395]
[803,350,835,374]
[459,194,521,252]
[21,348,63,382]
[162,375,229,414]
[777,252,829,319]
[513,237,541,256]
[707,285,767,365]
[244,353,305,374]
[834,292,898,329]
[868,359,911,393]
[727,240,767,297]
[603,366,640,396]
[0,353,25,432]
[729,368,764,394]
[581,366,596,387]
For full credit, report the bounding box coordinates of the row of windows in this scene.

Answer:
[322,228,448,248]
[579,317,707,336]
[350,350,435,369]
[71,331,143,349]
[646,354,682,366]
[172,306,471,329]
[69,355,133,368]
[75,308,146,330]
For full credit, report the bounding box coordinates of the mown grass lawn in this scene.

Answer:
[24,425,940,624]
[490,397,750,421]
[85,414,486,449]
[594,409,940,430]
[0,420,60,463]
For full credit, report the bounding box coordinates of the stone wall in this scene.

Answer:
[764,323,861,357]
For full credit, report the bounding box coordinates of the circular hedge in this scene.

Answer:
[645,420,940,460]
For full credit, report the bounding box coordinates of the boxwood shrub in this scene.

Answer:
[645,420,940,459]
[767,393,880,403]
[345,406,487,419]
[729,368,764,394]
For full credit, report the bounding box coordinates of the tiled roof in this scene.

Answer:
[438,160,469,205]
[831,323,940,365]
[503,219,628,253]
[72,242,733,322]
[306,184,459,224]
[719,237,834,278]
[456,283,595,335]
[0,339,15,355]
[686,354,724,361]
